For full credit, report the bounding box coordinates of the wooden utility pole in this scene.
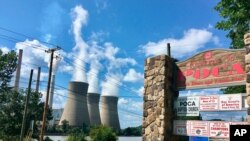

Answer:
[20,69,33,141]
[167,43,171,57]
[40,47,60,141]
[36,67,41,93]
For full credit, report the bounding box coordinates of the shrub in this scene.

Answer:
[89,125,117,141]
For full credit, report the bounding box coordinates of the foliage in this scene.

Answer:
[215,0,249,93]
[120,126,142,136]
[0,50,17,105]
[81,123,91,135]
[214,0,250,49]
[67,129,87,141]
[220,85,246,94]
[0,50,17,88]
[0,89,53,139]
[61,119,69,133]
[90,125,117,141]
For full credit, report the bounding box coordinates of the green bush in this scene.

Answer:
[67,128,86,141]
[67,132,87,141]
[90,125,117,141]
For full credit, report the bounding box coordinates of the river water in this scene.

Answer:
[45,136,142,141]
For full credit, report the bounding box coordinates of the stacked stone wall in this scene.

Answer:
[142,55,175,141]
[245,33,250,123]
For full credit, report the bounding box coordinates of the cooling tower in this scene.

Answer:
[59,81,90,126]
[87,93,101,125]
[100,96,120,131]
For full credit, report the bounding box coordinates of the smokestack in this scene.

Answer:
[87,93,101,125]
[59,81,90,126]
[48,74,55,108]
[14,49,23,91]
[100,96,120,131]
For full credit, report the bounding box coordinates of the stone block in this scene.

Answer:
[246,54,250,64]
[245,38,250,45]
[247,96,250,106]
[244,33,250,39]
[246,64,250,73]
[145,127,151,135]
[148,114,156,124]
[246,83,250,95]
[247,115,250,123]
[159,127,164,135]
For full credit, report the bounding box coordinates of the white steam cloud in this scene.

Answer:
[71,5,89,82]
[101,73,123,97]
[101,43,136,97]
[87,42,103,93]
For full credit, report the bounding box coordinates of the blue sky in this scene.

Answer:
[0,0,238,129]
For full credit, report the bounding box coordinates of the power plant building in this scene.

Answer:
[100,96,120,131]
[59,81,90,126]
[87,93,101,125]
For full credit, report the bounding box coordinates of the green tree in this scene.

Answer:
[215,0,250,94]
[214,0,250,49]
[121,126,142,136]
[0,50,17,101]
[61,119,69,133]
[90,125,117,141]
[0,89,53,140]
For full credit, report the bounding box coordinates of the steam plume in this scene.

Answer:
[71,5,88,82]
[87,43,103,93]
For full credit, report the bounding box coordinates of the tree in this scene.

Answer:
[61,119,69,133]
[67,129,87,141]
[214,0,250,49]
[0,89,53,140]
[0,50,17,102]
[90,125,117,141]
[215,0,250,94]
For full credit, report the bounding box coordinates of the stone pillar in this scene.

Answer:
[142,55,175,141]
[245,33,250,123]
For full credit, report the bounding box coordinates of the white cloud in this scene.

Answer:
[0,46,10,54]
[136,86,144,97]
[53,89,68,109]
[118,98,129,105]
[179,88,221,96]
[124,69,143,83]
[118,98,143,128]
[141,28,219,58]
[14,39,50,81]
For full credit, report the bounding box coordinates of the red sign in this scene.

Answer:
[177,49,245,89]
[209,122,230,138]
[199,96,219,111]
[190,121,209,137]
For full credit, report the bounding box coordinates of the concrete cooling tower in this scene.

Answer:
[100,96,120,131]
[59,81,90,126]
[87,93,101,125]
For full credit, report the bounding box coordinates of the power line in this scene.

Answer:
[15,86,143,119]
[0,31,143,98]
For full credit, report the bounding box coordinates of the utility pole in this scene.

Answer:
[40,47,61,141]
[167,43,171,57]
[36,67,41,93]
[20,69,33,141]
